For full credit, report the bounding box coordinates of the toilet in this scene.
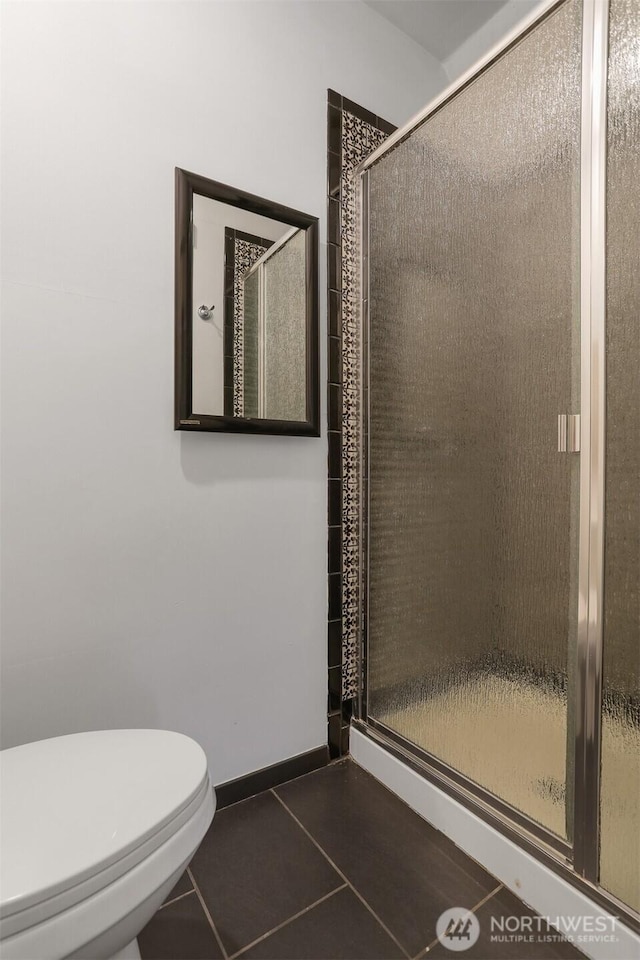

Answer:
[0,729,215,960]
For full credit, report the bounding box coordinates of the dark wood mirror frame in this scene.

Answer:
[175,168,320,436]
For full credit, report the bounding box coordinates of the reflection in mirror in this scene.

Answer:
[243,228,307,421]
[191,196,294,418]
[176,169,318,436]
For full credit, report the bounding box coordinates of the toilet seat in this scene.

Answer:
[1,783,214,960]
[0,730,214,949]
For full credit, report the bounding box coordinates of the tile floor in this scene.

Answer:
[139,759,586,960]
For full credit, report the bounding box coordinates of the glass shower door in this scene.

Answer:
[365,0,583,842]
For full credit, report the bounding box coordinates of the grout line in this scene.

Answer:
[470,883,504,915]
[271,788,412,960]
[414,883,504,959]
[229,883,348,960]
[187,866,229,960]
[158,887,196,911]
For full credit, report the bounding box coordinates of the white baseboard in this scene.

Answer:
[350,726,639,960]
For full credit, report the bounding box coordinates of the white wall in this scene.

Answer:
[443,0,543,82]
[0,1,446,783]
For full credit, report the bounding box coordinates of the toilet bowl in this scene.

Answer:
[0,729,215,960]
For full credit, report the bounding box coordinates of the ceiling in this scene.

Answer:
[363,0,510,62]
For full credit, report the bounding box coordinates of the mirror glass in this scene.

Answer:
[176,170,318,435]
[190,195,308,421]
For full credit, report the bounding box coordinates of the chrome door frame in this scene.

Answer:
[355,0,638,931]
[574,0,608,882]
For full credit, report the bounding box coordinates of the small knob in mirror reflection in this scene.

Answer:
[198,304,215,320]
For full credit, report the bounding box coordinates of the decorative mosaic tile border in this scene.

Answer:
[326,90,395,758]
[223,228,273,417]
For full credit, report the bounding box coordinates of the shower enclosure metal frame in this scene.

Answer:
[353,0,639,930]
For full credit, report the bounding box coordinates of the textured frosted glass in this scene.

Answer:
[243,269,260,418]
[264,229,306,421]
[599,0,640,912]
[366,0,582,838]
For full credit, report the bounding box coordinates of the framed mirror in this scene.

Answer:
[175,168,319,435]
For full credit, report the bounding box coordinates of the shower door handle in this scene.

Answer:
[558,414,580,452]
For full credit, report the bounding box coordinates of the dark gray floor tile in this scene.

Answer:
[190,789,343,955]
[138,891,223,960]
[275,759,498,957]
[241,887,405,960]
[162,870,194,905]
[426,887,586,959]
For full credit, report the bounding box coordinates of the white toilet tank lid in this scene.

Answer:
[0,729,210,919]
